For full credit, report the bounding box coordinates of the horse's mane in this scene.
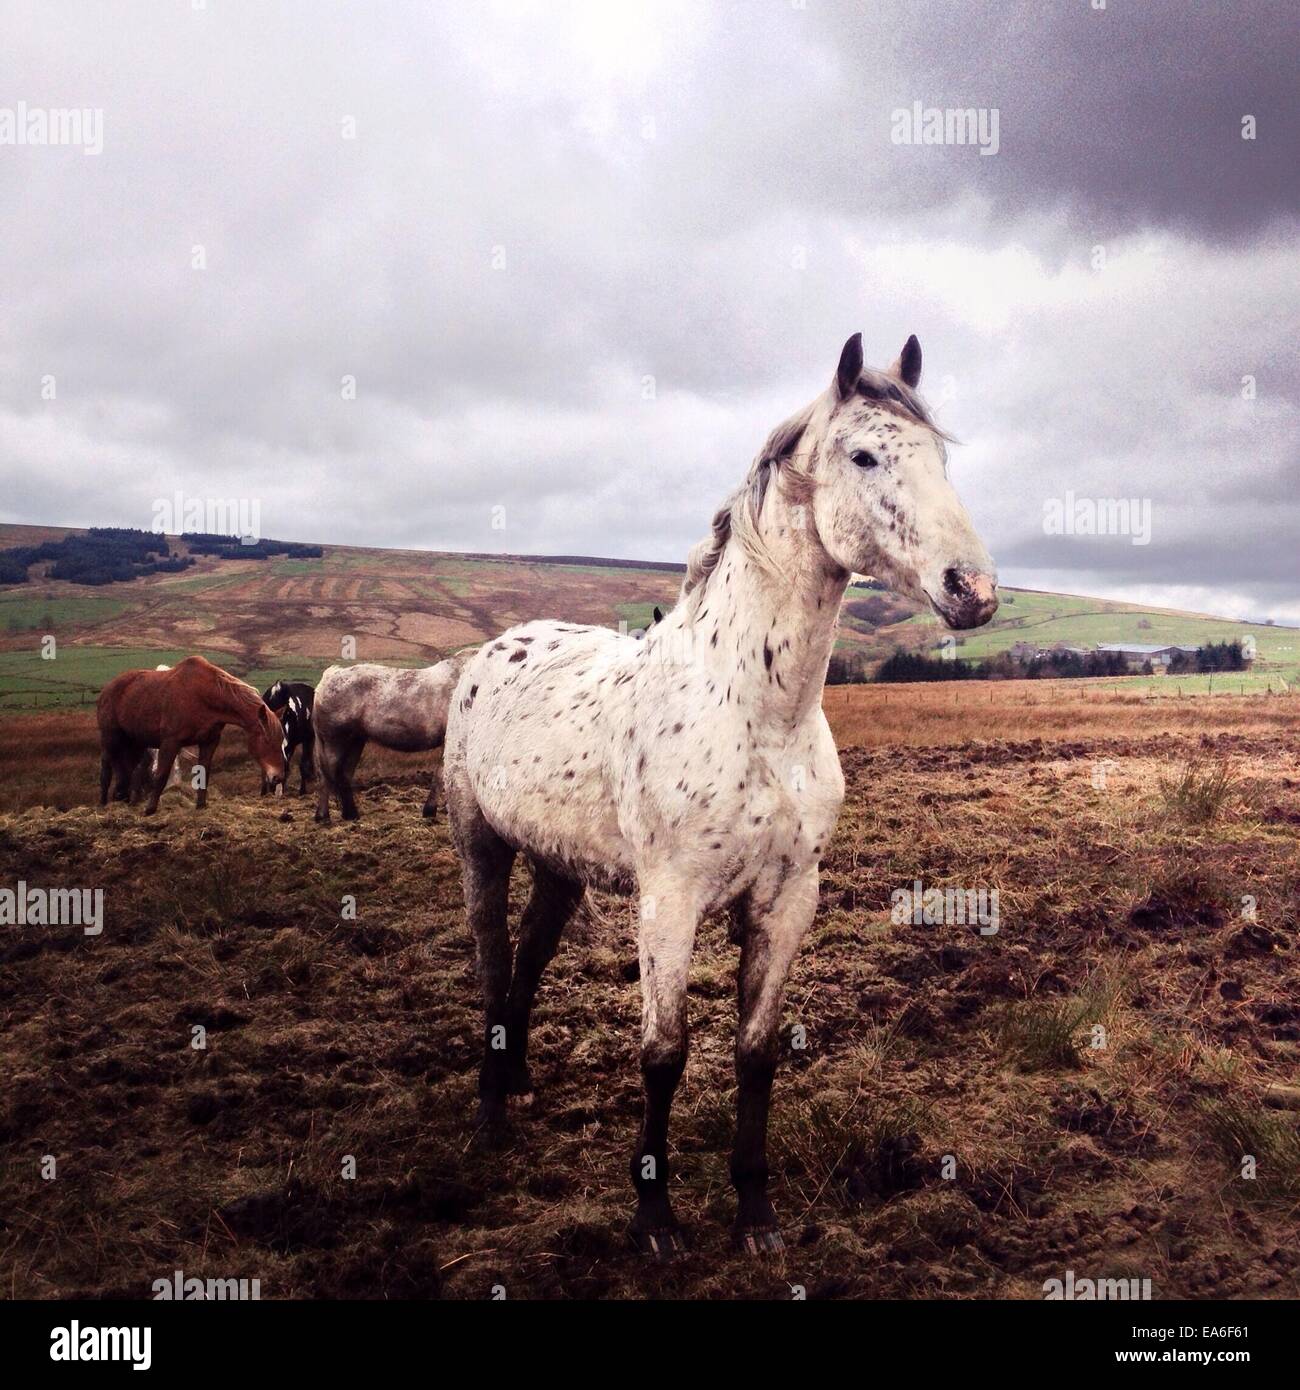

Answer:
[680,370,948,606]
[680,407,817,602]
[184,658,269,721]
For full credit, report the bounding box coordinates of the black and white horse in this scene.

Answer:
[262,681,316,796]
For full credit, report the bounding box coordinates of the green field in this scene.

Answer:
[1,523,1294,710]
[0,593,129,634]
[615,600,661,632]
[901,588,1299,686]
[0,646,230,710]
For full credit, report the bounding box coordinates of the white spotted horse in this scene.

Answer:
[443,333,998,1255]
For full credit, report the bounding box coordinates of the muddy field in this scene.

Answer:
[1,686,1298,1300]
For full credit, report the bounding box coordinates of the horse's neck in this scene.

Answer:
[212,682,259,729]
[680,485,847,733]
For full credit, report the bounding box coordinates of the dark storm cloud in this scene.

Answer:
[0,0,1296,620]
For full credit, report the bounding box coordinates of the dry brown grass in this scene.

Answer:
[824,680,1300,749]
[1,686,1298,1299]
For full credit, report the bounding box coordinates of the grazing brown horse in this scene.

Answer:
[98,656,287,814]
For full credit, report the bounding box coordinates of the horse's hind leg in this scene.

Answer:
[421,765,440,820]
[114,744,141,804]
[193,735,220,810]
[295,733,313,796]
[314,731,353,823]
[457,818,517,1135]
[314,736,336,822]
[299,731,316,794]
[500,862,583,1103]
[335,737,365,821]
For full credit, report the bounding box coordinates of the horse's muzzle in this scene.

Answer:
[933,566,999,630]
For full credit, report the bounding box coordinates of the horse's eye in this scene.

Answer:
[851,449,880,469]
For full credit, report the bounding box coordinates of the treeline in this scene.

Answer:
[826,641,1249,686]
[0,528,196,586]
[183,533,324,560]
[0,526,325,587]
[1168,641,1247,673]
[983,649,1134,680]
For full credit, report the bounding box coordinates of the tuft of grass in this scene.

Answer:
[998,968,1128,1071]
[776,1069,932,1209]
[1158,752,1241,824]
[1198,1097,1300,1210]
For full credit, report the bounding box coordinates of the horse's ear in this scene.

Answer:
[653,606,663,625]
[835,332,863,399]
[890,334,922,388]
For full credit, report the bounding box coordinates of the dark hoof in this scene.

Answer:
[735,1226,785,1256]
[341,810,360,822]
[632,1227,686,1260]
[472,1101,509,1149]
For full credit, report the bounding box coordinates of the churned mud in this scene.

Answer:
[1,697,1298,1299]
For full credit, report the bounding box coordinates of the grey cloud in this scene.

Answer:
[0,0,1295,622]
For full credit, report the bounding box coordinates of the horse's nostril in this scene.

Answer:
[942,567,968,598]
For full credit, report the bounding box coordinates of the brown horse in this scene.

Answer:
[97,656,287,814]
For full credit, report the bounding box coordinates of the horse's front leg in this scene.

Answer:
[143,741,180,815]
[630,877,699,1257]
[732,866,819,1254]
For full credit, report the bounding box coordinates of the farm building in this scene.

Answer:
[1095,643,1203,671]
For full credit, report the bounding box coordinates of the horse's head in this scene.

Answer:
[248,704,288,791]
[806,333,998,630]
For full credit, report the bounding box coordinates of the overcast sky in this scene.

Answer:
[1,0,1296,620]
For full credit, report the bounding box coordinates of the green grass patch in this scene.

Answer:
[0,646,228,712]
[615,601,660,632]
[0,594,129,633]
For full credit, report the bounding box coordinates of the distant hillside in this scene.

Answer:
[0,522,1293,709]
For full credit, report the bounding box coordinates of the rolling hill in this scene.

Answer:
[0,522,1294,710]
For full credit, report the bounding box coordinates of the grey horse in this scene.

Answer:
[313,653,472,823]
